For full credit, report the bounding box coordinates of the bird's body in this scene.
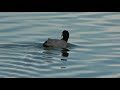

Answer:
[43,30,69,48]
[43,38,67,48]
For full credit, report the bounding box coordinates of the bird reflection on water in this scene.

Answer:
[42,45,70,69]
[61,48,69,61]
[43,47,70,61]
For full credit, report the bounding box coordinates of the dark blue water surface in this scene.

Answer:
[0,12,120,78]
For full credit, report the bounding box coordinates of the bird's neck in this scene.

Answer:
[61,37,68,42]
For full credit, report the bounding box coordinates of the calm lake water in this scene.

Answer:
[0,12,120,78]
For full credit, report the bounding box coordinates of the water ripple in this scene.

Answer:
[0,12,120,78]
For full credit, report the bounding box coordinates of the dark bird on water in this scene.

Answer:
[43,30,69,48]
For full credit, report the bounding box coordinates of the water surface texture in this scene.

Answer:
[0,12,120,78]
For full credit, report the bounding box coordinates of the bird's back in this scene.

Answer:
[43,38,67,48]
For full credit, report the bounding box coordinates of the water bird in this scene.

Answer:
[43,30,69,48]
